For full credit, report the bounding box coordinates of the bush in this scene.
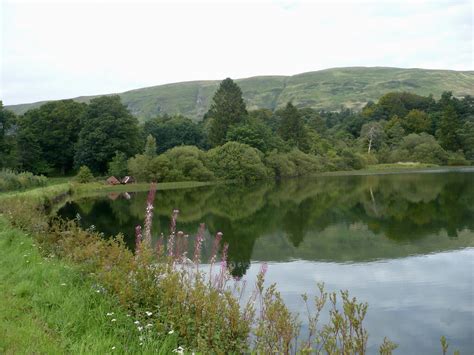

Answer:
[127,155,155,182]
[75,166,94,183]
[128,146,214,183]
[446,150,469,166]
[390,133,448,165]
[207,142,269,182]
[0,169,48,192]
[264,151,297,178]
[163,146,214,181]
[107,151,128,178]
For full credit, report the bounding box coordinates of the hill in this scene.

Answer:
[6,67,474,121]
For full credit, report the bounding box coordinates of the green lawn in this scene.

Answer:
[0,215,177,354]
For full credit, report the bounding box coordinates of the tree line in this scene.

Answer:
[1,78,473,181]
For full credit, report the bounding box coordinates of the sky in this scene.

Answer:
[1,0,472,105]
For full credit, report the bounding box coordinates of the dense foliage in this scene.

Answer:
[74,96,141,174]
[1,81,473,181]
[0,169,47,192]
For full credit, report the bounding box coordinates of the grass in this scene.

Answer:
[7,67,474,120]
[0,215,179,354]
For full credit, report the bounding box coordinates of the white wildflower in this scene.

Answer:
[134,320,140,325]
[168,330,174,334]
[137,326,143,331]
[145,311,153,316]
[106,312,114,316]
[172,346,185,354]
[145,323,153,328]
[111,319,116,322]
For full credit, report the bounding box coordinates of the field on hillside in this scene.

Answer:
[7,67,474,121]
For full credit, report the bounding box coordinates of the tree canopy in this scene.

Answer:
[17,100,86,174]
[206,78,248,146]
[74,96,140,174]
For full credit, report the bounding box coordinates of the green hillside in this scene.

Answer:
[7,67,474,121]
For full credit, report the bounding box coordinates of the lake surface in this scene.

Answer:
[57,169,474,354]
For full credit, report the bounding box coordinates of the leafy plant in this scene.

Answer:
[76,166,94,183]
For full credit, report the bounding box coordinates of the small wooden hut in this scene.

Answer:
[106,176,121,185]
[121,176,135,184]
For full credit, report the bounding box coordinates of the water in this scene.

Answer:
[57,169,474,354]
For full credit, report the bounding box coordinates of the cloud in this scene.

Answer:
[1,0,472,104]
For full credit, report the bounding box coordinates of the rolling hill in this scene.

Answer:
[6,67,474,121]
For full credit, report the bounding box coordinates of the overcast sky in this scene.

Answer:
[1,0,472,105]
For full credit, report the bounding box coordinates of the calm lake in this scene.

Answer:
[57,169,474,354]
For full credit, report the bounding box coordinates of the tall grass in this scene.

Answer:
[0,169,48,192]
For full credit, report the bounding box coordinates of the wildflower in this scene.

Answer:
[172,346,185,354]
[111,346,116,350]
[168,330,174,334]
[111,319,116,322]
[145,323,153,328]
[193,223,205,264]
[106,312,114,316]
[96,290,101,293]
[126,314,131,317]
[134,320,140,325]
[145,311,152,316]
[135,225,142,251]
[61,283,66,286]
[137,326,143,331]
[143,183,157,245]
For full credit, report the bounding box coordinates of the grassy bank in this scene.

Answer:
[0,215,177,354]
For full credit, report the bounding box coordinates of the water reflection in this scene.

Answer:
[58,171,474,276]
[57,170,474,354]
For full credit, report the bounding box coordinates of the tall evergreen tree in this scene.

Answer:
[74,96,140,174]
[207,78,247,146]
[277,102,308,151]
[144,134,157,157]
[437,105,462,151]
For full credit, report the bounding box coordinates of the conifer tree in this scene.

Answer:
[277,102,308,151]
[207,78,247,146]
[437,105,462,151]
[144,134,157,158]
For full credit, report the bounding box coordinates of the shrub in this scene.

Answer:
[287,149,323,175]
[390,133,448,165]
[128,146,214,183]
[163,146,214,181]
[207,142,269,182]
[446,150,469,166]
[264,151,297,178]
[0,169,47,192]
[107,151,128,178]
[75,166,94,183]
[127,155,154,182]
